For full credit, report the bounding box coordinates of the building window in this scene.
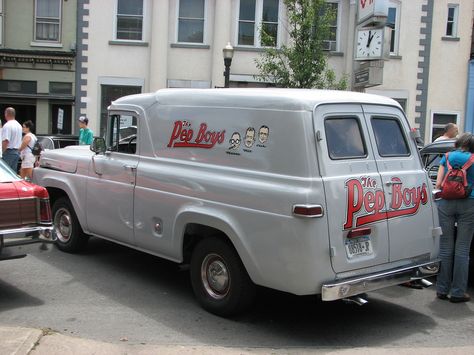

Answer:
[100,85,141,136]
[35,0,61,42]
[431,112,459,142]
[0,80,37,94]
[116,0,143,41]
[237,0,280,47]
[446,4,459,37]
[49,82,72,95]
[387,2,400,54]
[0,0,3,46]
[323,1,339,52]
[51,105,72,134]
[178,0,205,43]
[393,98,407,111]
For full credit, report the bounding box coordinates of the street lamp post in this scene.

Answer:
[222,42,234,88]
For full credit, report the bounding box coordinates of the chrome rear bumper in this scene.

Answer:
[0,225,54,261]
[1,225,53,237]
[321,260,440,301]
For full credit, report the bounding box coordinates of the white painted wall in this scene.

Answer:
[83,0,152,133]
[367,0,422,125]
[84,0,473,139]
[427,0,473,137]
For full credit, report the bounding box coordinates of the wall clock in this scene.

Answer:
[355,27,385,60]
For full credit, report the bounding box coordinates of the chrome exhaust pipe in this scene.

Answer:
[418,278,433,288]
[342,295,368,306]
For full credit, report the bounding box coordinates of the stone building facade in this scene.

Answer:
[4,1,469,142]
[0,0,77,134]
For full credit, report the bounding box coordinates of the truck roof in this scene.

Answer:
[111,88,401,112]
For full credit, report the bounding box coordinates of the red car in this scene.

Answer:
[0,159,54,261]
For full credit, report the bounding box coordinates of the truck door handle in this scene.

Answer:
[123,165,137,171]
[385,180,402,186]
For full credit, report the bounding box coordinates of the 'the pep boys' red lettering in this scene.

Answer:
[343,177,428,230]
[167,120,226,149]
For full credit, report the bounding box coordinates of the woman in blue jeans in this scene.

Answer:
[435,133,474,303]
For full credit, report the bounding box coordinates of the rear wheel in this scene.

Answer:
[52,197,88,253]
[190,237,255,317]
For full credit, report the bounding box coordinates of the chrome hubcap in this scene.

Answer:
[201,254,230,300]
[54,208,72,243]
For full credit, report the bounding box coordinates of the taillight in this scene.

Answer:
[39,197,52,224]
[292,204,324,218]
[33,186,52,224]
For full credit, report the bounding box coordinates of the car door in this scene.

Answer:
[314,104,389,274]
[86,112,139,245]
[362,105,437,262]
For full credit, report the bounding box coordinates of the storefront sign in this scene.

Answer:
[358,0,389,25]
[57,108,64,130]
[353,66,383,88]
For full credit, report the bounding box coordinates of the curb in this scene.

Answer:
[2,326,474,355]
[0,327,42,355]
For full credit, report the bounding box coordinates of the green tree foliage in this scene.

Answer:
[255,0,347,90]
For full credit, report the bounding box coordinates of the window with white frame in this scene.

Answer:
[431,112,459,142]
[237,0,280,47]
[0,0,3,46]
[323,1,339,51]
[387,1,400,54]
[446,4,459,37]
[35,0,61,42]
[178,0,205,43]
[116,0,143,41]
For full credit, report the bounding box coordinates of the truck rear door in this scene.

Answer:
[362,105,437,262]
[314,104,389,273]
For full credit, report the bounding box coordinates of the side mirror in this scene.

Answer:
[410,128,421,140]
[410,128,424,149]
[91,137,106,154]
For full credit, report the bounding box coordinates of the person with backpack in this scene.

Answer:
[19,120,37,180]
[435,133,474,303]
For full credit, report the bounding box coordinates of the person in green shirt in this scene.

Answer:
[78,116,94,145]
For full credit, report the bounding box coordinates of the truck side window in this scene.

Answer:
[107,114,138,154]
[371,117,409,157]
[325,117,367,160]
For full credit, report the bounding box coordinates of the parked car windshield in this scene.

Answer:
[37,137,55,150]
[36,135,79,150]
[420,139,456,185]
[0,159,21,182]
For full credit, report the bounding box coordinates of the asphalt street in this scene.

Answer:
[1,237,473,350]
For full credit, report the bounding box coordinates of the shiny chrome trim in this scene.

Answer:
[292,204,324,218]
[0,197,36,203]
[432,189,442,201]
[0,225,53,236]
[321,260,440,301]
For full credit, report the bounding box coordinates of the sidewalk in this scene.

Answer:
[2,326,474,355]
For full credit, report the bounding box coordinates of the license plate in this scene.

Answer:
[345,236,373,258]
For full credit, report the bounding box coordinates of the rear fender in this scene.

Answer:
[172,208,263,285]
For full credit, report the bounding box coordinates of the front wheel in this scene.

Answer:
[190,237,255,317]
[52,197,88,253]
